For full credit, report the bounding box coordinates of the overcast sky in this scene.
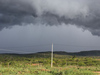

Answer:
[0,0,100,53]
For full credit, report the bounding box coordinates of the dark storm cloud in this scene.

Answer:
[0,0,100,36]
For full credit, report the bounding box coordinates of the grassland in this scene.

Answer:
[0,52,100,75]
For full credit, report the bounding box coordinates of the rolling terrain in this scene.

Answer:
[0,50,100,75]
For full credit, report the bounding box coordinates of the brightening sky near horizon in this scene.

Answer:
[0,0,100,53]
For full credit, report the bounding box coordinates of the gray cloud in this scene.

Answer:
[0,0,100,36]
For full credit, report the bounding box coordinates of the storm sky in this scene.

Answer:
[0,0,100,53]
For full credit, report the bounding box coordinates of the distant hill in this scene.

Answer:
[1,50,100,56]
[38,50,100,56]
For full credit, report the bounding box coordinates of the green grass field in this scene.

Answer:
[0,53,100,75]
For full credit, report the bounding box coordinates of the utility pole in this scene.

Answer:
[51,43,53,67]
